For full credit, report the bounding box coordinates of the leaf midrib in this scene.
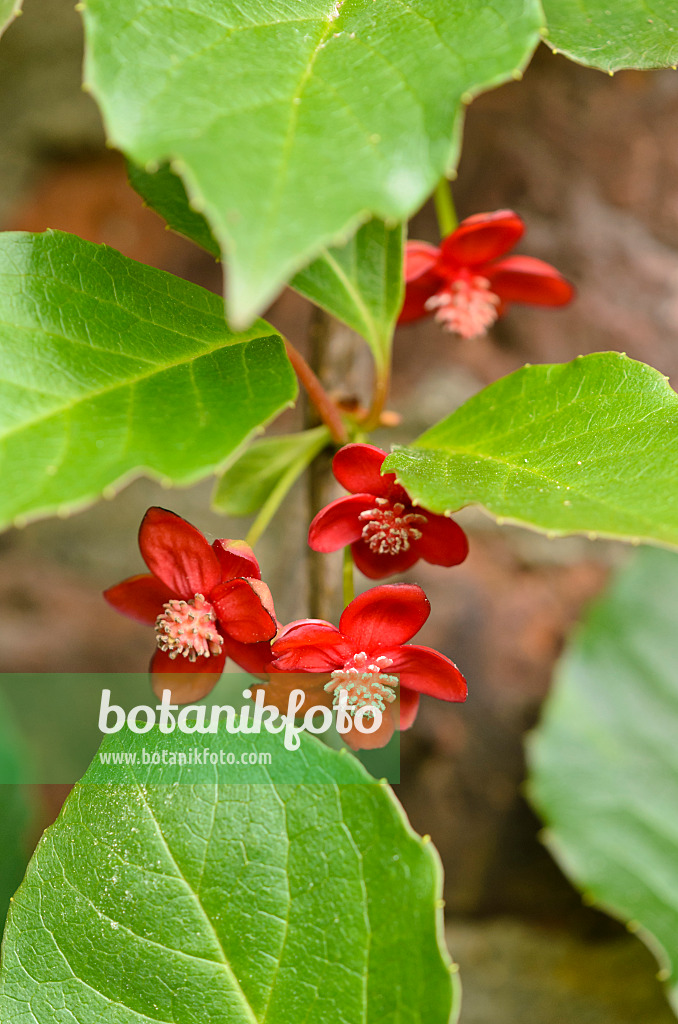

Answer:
[135,783,259,1024]
[0,326,277,447]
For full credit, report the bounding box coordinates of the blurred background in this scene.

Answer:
[1,2,678,1020]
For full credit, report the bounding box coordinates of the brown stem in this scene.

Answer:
[363,363,391,431]
[284,337,347,445]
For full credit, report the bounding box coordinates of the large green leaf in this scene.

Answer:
[543,0,678,72]
[0,231,296,530]
[528,547,678,1013]
[0,726,459,1023]
[82,0,543,326]
[292,218,404,373]
[384,352,678,547]
[0,0,21,38]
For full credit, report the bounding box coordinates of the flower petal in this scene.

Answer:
[342,705,395,751]
[139,507,221,599]
[339,584,430,649]
[486,255,575,306]
[308,494,376,552]
[416,514,469,567]
[103,573,174,625]
[150,647,226,704]
[384,644,467,701]
[398,241,444,324]
[332,443,393,496]
[272,620,351,671]
[351,539,420,580]
[249,673,332,717]
[222,636,275,675]
[399,688,421,730]
[404,240,440,282]
[212,539,262,581]
[212,578,277,644]
[440,210,524,268]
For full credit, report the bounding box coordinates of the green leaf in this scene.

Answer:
[527,546,678,1013]
[81,0,543,326]
[213,425,330,516]
[0,0,21,38]
[543,0,678,72]
[0,231,296,530]
[128,163,404,364]
[384,352,678,548]
[292,219,404,372]
[127,161,221,259]
[0,727,459,1023]
[0,694,31,933]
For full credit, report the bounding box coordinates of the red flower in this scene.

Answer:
[271,584,467,749]
[399,210,574,338]
[104,507,277,701]
[308,443,468,579]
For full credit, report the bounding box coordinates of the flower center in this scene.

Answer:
[425,275,500,339]
[324,652,399,718]
[155,593,223,662]
[358,497,427,555]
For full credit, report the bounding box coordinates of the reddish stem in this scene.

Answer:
[284,337,348,445]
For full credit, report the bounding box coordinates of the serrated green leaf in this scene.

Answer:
[0,231,296,530]
[213,425,329,517]
[292,219,404,372]
[81,0,543,326]
[0,0,21,38]
[527,546,678,1013]
[384,352,678,548]
[543,0,678,72]
[0,726,459,1023]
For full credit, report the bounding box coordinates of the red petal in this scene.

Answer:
[486,255,575,306]
[103,574,174,625]
[249,673,332,717]
[150,648,226,704]
[339,584,430,650]
[272,620,351,671]
[440,210,524,268]
[222,636,274,675]
[384,644,467,701]
[211,578,277,643]
[398,241,443,324]
[332,444,393,496]
[212,539,261,581]
[404,240,440,282]
[139,507,221,600]
[417,514,469,567]
[399,688,420,730]
[308,494,376,552]
[342,705,395,751]
[351,539,420,580]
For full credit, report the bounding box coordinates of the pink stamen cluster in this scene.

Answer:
[155,593,223,662]
[359,498,428,555]
[325,651,399,718]
[425,275,500,339]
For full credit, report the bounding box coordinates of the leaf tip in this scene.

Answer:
[421,834,432,844]
[657,968,671,982]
